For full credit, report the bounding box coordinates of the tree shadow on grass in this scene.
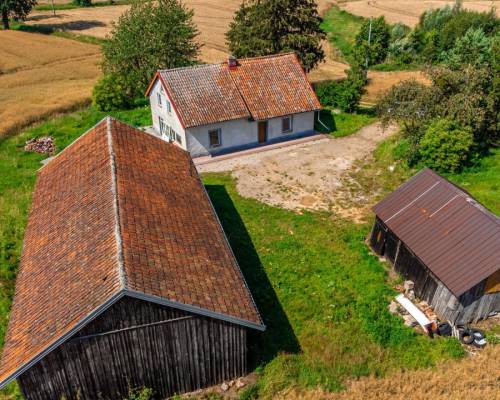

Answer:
[205,185,300,368]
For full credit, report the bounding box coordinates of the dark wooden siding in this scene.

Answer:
[18,297,247,400]
[370,219,500,324]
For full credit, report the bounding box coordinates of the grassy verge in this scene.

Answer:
[321,6,364,64]
[10,21,106,45]
[34,0,131,11]
[315,108,377,137]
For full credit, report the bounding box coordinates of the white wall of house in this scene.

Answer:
[149,80,187,150]
[150,80,316,157]
[186,111,316,157]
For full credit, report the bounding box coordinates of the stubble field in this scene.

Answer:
[0,30,100,137]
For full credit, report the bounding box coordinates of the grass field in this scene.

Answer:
[0,30,101,137]
[315,109,377,137]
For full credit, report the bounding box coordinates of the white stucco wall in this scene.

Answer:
[186,111,316,157]
[149,80,187,150]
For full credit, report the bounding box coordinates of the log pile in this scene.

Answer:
[24,137,55,155]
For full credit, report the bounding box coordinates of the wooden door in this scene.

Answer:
[258,121,267,143]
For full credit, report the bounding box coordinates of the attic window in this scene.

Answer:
[157,92,162,107]
[166,100,172,114]
[282,115,293,133]
[209,129,221,147]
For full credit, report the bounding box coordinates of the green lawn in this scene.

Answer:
[315,108,377,137]
[321,6,365,64]
[5,109,500,399]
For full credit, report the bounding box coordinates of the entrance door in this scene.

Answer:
[258,121,268,143]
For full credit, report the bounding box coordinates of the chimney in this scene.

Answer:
[228,55,237,70]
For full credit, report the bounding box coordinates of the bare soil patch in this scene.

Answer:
[0,30,100,137]
[198,123,397,222]
[338,0,500,28]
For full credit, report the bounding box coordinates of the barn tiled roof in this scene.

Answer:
[149,53,321,128]
[0,118,263,388]
[373,168,500,297]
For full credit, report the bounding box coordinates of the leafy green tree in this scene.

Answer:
[443,27,491,68]
[418,119,473,172]
[355,16,390,66]
[226,0,325,72]
[102,0,199,98]
[92,73,133,111]
[1,0,37,29]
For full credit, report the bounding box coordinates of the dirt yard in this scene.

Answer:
[338,0,500,27]
[0,30,100,137]
[197,123,397,222]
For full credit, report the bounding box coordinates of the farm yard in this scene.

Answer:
[0,31,100,137]
[1,0,499,398]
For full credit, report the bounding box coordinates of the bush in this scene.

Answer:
[355,16,391,66]
[418,119,474,172]
[102,0,199,99]
[72,0,92,6]
[126,387,153,400]
[92,73,133,111]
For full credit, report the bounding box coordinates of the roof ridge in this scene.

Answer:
[106,116,127,289]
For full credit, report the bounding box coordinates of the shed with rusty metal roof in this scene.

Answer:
[0,118,264,400]
[370,168,500,324]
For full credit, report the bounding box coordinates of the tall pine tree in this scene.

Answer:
[226,0,326,72]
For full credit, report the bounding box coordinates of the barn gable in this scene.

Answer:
[0,117,263,390]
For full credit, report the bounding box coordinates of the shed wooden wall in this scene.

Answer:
[370,216,500,324]
[17,297,247,400]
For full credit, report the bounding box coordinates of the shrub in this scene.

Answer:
[92,73,133,111]
[72,0,92,7]
[102,0,199,99]
[126,387,153,400]
[418,119,474,172]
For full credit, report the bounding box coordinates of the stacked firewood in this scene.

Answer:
[24,137,55,155]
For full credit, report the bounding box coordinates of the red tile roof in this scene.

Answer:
[148,53,321,128]
[373,168,500,296]
[0,118,263,388]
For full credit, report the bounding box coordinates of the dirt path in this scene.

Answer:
[198,123,397,221]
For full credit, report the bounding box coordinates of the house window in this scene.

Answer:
[157,92,162,107]
[166,100,172,114]
[209,129,221,147]
[176,133,182,144]
[282,115,293,133]
[158,116,166,136]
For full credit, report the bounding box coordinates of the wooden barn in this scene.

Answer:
[370,169,500,325]
[0,117,264,400]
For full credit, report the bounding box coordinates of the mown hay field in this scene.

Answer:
[279,343,500,400]
[0,30,100,137]
[338,0,500,27]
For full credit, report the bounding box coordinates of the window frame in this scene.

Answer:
[282,115,293,134]
[157,92,162,107]
[208,128,221,148]
[166,100,172,114]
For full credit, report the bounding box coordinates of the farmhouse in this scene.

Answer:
[146,53,321,157]
[370,168,500,324]
[0,117,264,399]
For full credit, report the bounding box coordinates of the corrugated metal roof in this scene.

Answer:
[373,168,500,297]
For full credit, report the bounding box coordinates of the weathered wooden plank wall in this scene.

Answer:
[370,217,500,324]
[18,297,247,400]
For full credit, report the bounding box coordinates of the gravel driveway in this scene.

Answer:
[198,122,397,221]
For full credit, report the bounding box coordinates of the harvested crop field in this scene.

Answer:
[0,30,100,137]
[278,344,500,400]
[338,0,500,28]
[25,0,423,102]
